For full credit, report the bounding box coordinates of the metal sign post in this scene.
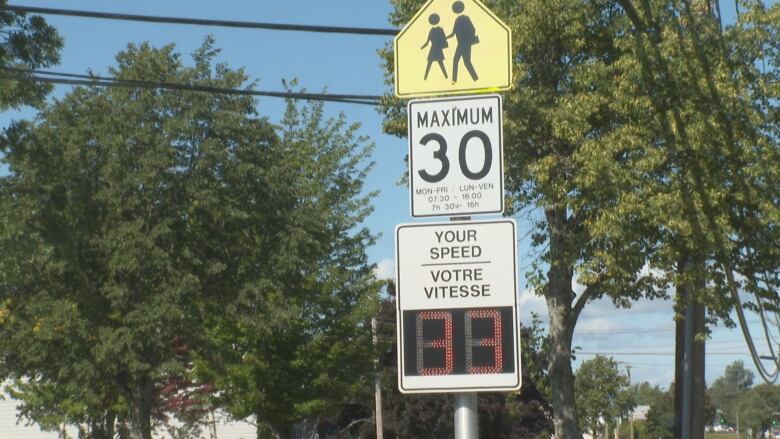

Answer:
[394,2,516,437]
[452,217,477,439]
[455,393,478,439]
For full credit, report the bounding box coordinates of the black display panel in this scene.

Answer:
[402,306,515,376]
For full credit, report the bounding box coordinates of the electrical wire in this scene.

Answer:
[760,273,780,347]
[4,74,380,106]
[575,328,675,335]
[2,68,386,106]
[758,294,779,356]
[576,351,752,356]
[2,4,400,36]
[726,267,779,383]
[575,339,773,351]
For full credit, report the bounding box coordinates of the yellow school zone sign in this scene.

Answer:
[394,0,512,98]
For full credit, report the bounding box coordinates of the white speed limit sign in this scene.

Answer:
[407,94,504,218]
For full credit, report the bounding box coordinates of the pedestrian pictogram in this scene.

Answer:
[394,0,512,98]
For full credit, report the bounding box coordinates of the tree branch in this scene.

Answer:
[338,417,371,433]
[615,0,647,32]
[571,279,604,324]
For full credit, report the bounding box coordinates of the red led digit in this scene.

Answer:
[464,308,503,374]
[415,311,454,375]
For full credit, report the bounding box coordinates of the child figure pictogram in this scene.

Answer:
[421,13,448,80]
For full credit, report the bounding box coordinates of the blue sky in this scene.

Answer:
[1,0,778,390]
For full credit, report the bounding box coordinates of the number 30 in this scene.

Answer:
[417,130,493,183]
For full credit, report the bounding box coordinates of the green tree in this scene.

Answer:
[584,0,780,433]
[381,1,665,436]
[0,39,380,439]
[709,361,754,425]
[377,1,780,437]
[574,356,634,438]
[735,384,780,439]
[645,386,676,439]
[0,0,62,108]
[0,39,270,439]
[633,382,665,406]
[192,90,381,438]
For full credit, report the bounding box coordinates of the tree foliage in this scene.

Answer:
[0,39,380,439]
[193,84,381,438]
[599,0,780,324]
[735,384,780,438]
[574,356,634,438]
[709,360,755,425]
[0,0,62,108]
[379,1,780,436]
[632,381,665,406]
[645,386,676,439]
[380,0,661,435]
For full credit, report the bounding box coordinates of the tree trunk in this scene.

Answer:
[692,301,706,439]
[545,206,583,439]
[674,302,685,438]
[675,257,707,439]
[129,378,154,439]
[255,419,287,439]
[547,299,582,439]
[88,412,116,439]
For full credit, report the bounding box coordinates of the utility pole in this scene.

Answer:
[207,410,218,439]
[371,317,384,439]
[626,365,634,439]
[675,260,706,439]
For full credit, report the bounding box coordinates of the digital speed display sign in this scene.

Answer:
[395,220,521,393]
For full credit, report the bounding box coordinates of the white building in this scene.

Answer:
[1,392,256,439]
[632,405,651,421]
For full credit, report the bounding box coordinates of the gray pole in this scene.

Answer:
[451,215,477,439]
[626,365,634,439]
[454,393,478,439]
[681,302,695,439]
[371,317,384,439]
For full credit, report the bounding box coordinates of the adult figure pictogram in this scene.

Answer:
[421,13,448,80]
[447,1,479,84]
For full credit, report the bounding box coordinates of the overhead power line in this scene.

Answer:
[576,351,752,356]
[579,339,771,351]
[2,68,385,106]
[573,319,770,336]
[575,328,675,335]
[3,4,400,36]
